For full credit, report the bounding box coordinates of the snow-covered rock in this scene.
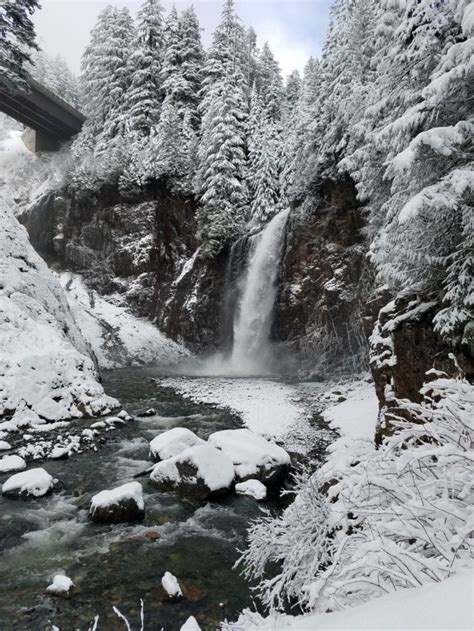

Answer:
[0,440,11,451]
[208,429,290,484]
[235,479,267,501]
[150,427,205,462]
[46,574,74,595]
[0,204,119,432]
[181,616,201,630]
[90,481,145,523]
[161,571,183,600]
[0,454,26,473]
[2,467,57,497]
[150,444,235,500]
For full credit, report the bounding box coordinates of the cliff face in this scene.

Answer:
[21,177,470,391]
[273,176,373,377]
[19,184,228,352]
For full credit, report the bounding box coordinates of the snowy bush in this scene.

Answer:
[240,377,474,613]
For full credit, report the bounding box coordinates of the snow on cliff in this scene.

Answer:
[0,203,118,427]
[58,272,189,369]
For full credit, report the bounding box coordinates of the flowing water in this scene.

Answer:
[230,209,289,375]
[0,368,286,631]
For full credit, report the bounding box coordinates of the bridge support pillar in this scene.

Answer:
[21,128,61,152]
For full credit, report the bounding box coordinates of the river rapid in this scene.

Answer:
[0,368,305,631]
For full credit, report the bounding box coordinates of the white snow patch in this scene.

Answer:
[2,468,56,497]
[208,429,290,480]
[159,377,303,439]
[322,381,378,440]
[0,440,11,451]
[181,616,201,630]
[235,479,267,501]
[161,571,183,598]
[230,570,474,630]
[0,454,26,473]
[90,482,144,514]
[150,427,205,461]
[46,574,74,595]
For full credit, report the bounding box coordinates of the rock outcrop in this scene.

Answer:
[369,294,474,443]
[273,175,372,376]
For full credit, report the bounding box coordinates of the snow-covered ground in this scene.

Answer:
[59,272,189,369]
[230,570,473,630]
[158,377,305,440]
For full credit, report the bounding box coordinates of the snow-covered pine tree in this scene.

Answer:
[256,42,284,122]
[249,119,281,226]
[72,6,134,188]
[160,5,182,99]
[178,5,204,128]
[195,77,248,257]
[0,0,39,93]
[200,0,248,109]
[123,0,164,139]
[143,94,187,181]
[195,0,249,255]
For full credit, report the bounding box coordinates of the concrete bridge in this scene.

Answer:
[0,76,85,151]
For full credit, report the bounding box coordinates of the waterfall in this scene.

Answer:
[229,208,289,374]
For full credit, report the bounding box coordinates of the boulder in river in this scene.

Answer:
[208,428,290,484]
[89,481,145,523]
[150,444,235,500]
[150,427,205,462]
[235,479,267,500]
[2,468,57,497]
[0,454,26,473]
[46,574,75,596]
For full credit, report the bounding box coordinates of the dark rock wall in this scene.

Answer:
[273,175,373,376]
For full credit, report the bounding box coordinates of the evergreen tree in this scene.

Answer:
[124,0,164,138]
[256,42,284,121]
[160,5,182,99]
[195,77,248,256]
[249,120,281,225]
[178,6,204,127]
[0,0,39,93]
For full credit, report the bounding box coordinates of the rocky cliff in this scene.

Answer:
[20,176,471,389]
[273,175,373,377]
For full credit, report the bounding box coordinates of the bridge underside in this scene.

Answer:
[0,77,85,151]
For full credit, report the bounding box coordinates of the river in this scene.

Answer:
[0,368,306,631]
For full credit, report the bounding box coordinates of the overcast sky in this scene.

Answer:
[33,0,333,78]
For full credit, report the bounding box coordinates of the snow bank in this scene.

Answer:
[161,571,182,598]
[0,204,118,429]
[46,574,74,595]
[150,427,205,461]
[230,571,474,630]
[235,479,267,500]
[209,429,290,482]
[2,467,56,497]
[59,272,189,369]
[159,377,303,438]
[150,444,235,497]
